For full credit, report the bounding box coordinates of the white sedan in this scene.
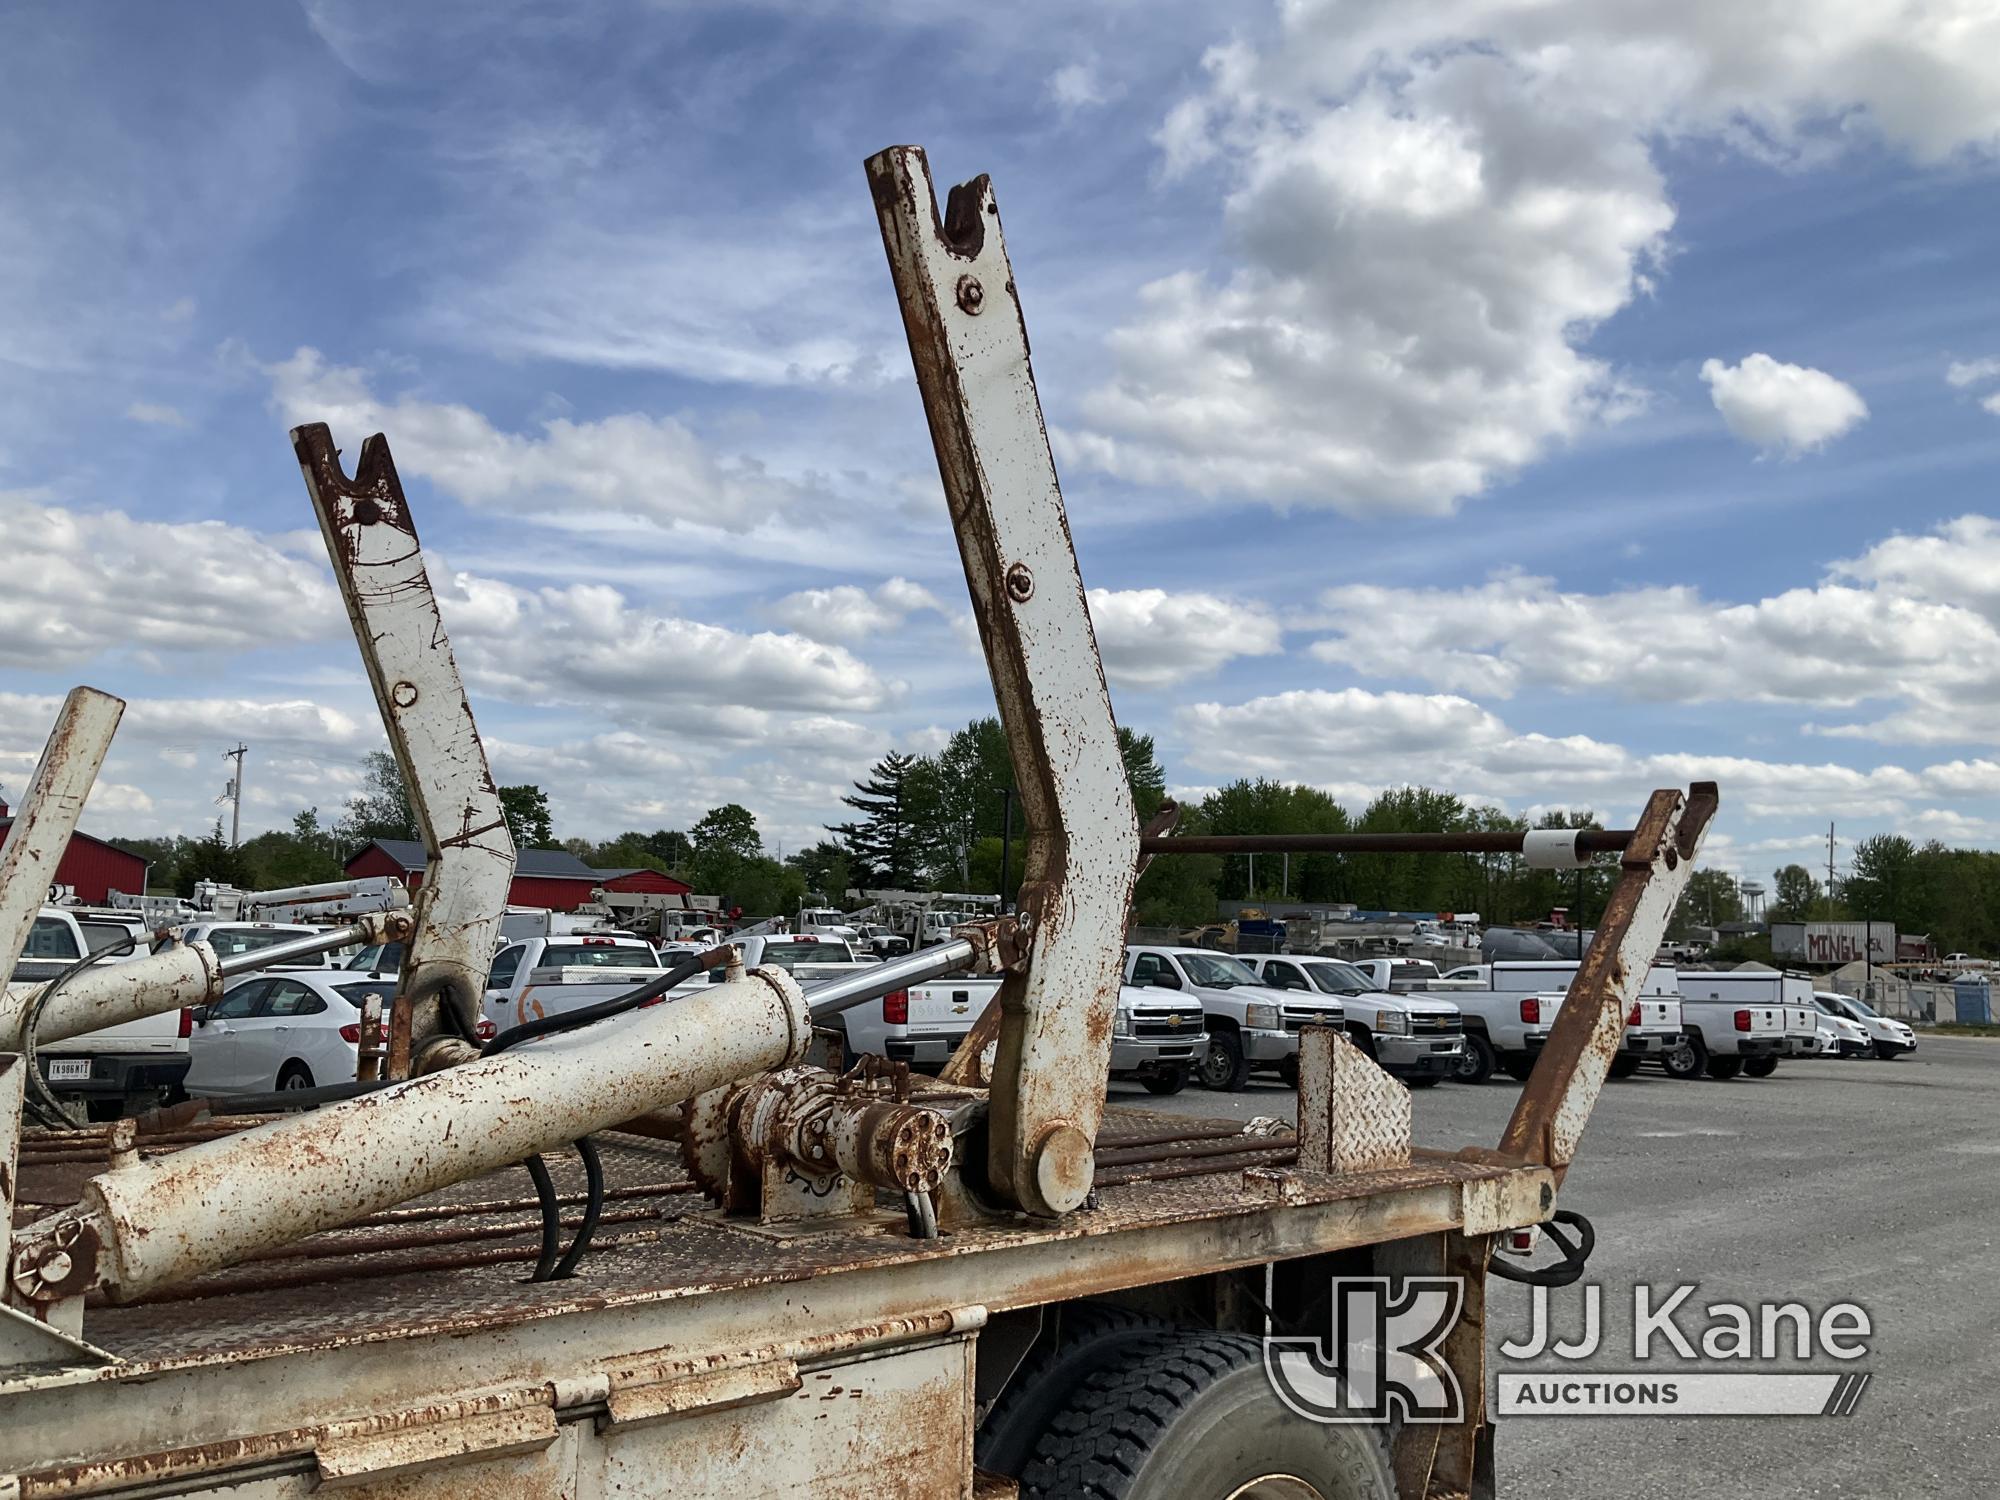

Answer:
[186,968,397,1096]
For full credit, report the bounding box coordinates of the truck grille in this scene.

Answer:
[1281,1007,1344,1032]
[1410,1014,1463,1036]
[1133,1010,1205,1038]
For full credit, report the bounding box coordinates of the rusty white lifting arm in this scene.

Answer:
[6,909,414,1052]
[293,425,515,1066]
[1499,782,1718,1182]
[6,966,812,1310]
[867,146,1139,1216]
[0,689,125,1050]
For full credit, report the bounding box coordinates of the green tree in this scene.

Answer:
[176,820,249,896]
[786,840,854,905]
[241,808,344,889]
[691,804,762,862]
[1769,864,1820,923]
[339,751,418,844]
[1675,867,1745,934]
[833,751,921,887]
[1118,727,1167,821]
[498,784,555,849]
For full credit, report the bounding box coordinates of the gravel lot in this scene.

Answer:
[1116,1034,1999,1498]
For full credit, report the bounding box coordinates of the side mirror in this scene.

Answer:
[1150,972,1181,991]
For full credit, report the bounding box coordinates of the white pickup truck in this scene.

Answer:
[1669,969,1789,1079]
[9,907,187,1118]
[1676,970,1830,1074]
[836,975,1209,1094]
[1344,957,1446,992]
[1241,955,1464,1088]
[481,933,672,1031]
[1440,961,1684,1084]
[1124,945,1344,1092]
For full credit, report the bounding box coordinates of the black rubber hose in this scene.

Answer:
[1488,1208,1596,1288]
[481,954,709,1058]
[522,1153,563,1282]
[551,1136,605,1279]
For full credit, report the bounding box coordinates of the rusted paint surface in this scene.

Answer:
[292,423,515,1053]
[1499,783,1717,1181]
[8,968,809,1306]
[0,688,125,1048]
[867,145,1139,1216]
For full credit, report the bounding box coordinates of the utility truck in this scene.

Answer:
[0,147,1718,1500]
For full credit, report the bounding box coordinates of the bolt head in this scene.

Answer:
[1005,563,1034,602]
[955,275,984,314]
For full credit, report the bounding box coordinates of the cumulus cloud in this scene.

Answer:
[1174,686,1982,825]
[1067,0,1999,513]
[1087,588,1283,688]
[1700,353,1867,455]
[0,495,340,668]
[1048,61,1107,111]
[431,564,894,721]
[1303,514,2000,746]
[1946,357,2000,388]
[264,347,803,530]
[767,577,953,644]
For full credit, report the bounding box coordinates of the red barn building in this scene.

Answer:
[0,800,150,904]
[346,840,688,912]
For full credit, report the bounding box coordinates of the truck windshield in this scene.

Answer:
[1179,953,1259,988]
[1303,964,1379,995]
[540,944,659,969]
[203,928,311,959]
[761,941,852,966]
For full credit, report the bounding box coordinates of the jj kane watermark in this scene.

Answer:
[1266,1278,1873,1423]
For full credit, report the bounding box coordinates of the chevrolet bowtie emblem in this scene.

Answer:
[1167,1013,1182,1029]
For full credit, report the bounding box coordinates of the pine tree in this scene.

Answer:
[833,751,919,887]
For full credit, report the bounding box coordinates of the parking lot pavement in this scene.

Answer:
[1115,1035,2000,1498]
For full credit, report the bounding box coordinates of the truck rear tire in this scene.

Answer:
[1141,1065,1189,1096]
[1743,1056,1778,1078]
[976,1303,1173,1479]
[1456,1031,1496,1085]
[1663,1035,1706,1080]
[1608,1055,1641,1079]
[1198,1029,1249,1092]
[1021,1331,1395,1499]
[1705,1056,1744,1081]
[1500,1053,1537,1083]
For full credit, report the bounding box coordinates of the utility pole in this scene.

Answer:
[222,744,249,848]
[1826,821,1837,918]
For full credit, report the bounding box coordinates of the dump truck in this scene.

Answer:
[0,146,1716,1499]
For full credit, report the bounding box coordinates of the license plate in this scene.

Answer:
[46,1058,91,1081]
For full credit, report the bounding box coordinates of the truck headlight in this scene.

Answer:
[1245,1003,1280,1030]
[1377,1010,1410,1035]
[1113,1009,1133,1038]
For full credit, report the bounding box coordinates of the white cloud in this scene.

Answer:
[431,564,895,721]
[264,347,803,530]
[1946,356,2000,387]
[767,577,952,644]
[1174,686,1985,826]
[124,401,186,428]
[1048,61,1107,111]
[1087,588,1283,688]
[1700,353,1868,455]
[1067,0,2000,513]
[0,495,340,668]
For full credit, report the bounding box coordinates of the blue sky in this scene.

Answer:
[6,0,2000,887]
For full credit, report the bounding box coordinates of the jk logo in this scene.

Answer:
[1265,1277,1466,1425]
